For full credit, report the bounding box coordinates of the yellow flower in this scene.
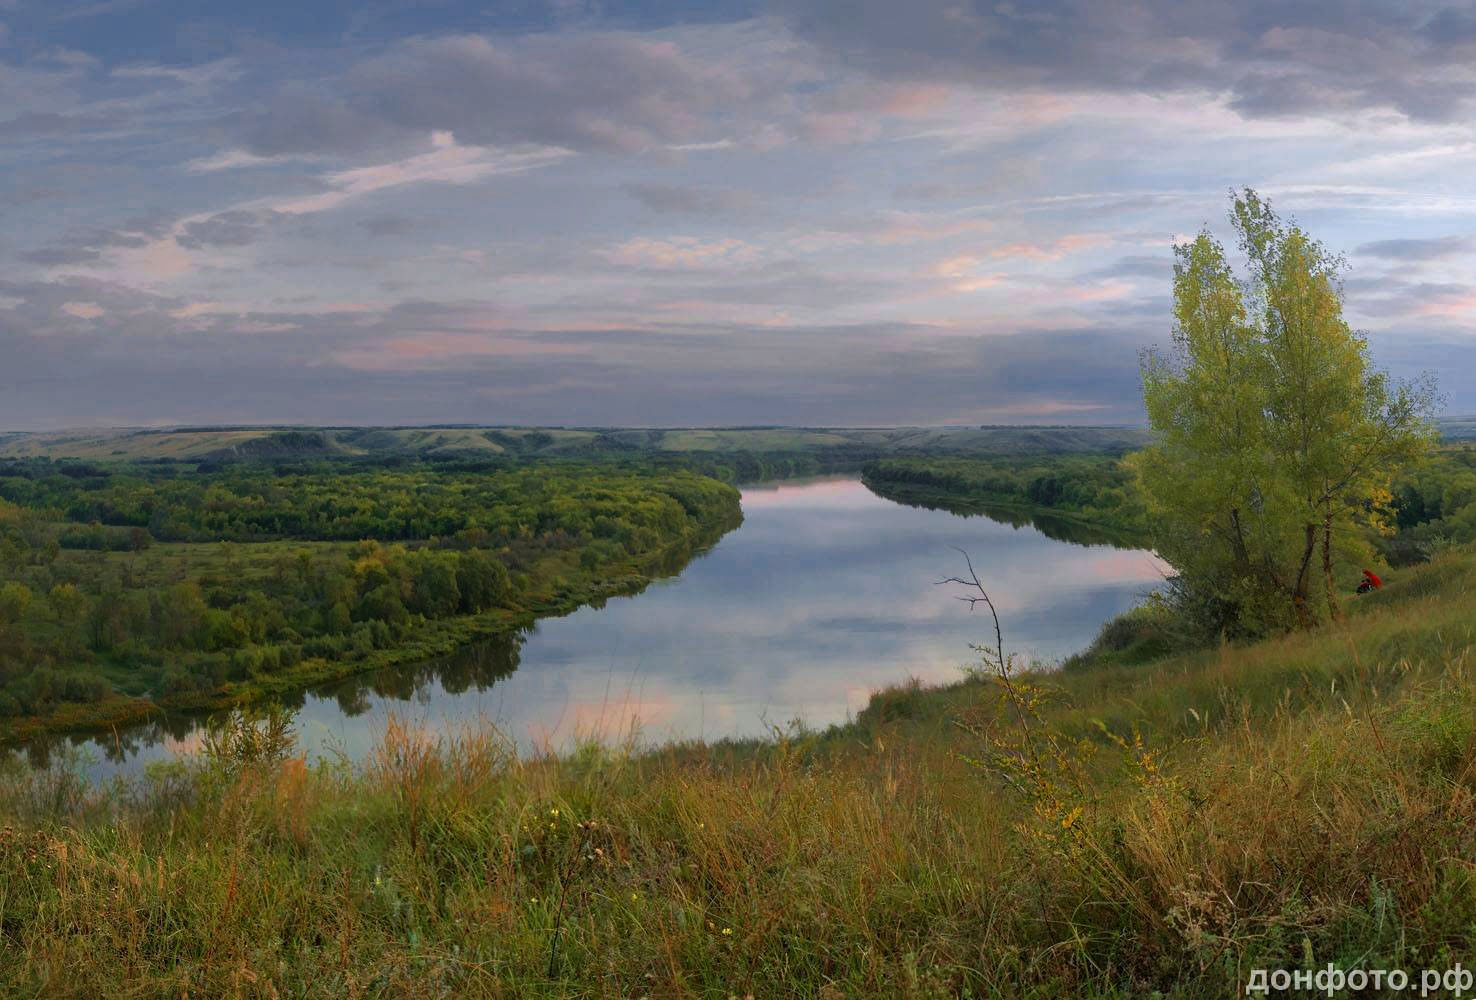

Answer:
[722,927,733,936]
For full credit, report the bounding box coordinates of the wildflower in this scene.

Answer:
[550,808,560,818]
[722,927,733,936]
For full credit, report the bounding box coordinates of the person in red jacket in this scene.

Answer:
[1356,568,1383,594]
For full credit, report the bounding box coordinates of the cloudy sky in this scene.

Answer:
[3,0,1475,429]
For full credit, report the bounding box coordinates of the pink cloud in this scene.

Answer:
[332,332,585,371]
[603,235,761,270]
[1414,293,1476,318]
[988,233,1108,260]
[880,84,952,116]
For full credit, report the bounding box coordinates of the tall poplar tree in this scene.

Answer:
[1134,189,1437,634]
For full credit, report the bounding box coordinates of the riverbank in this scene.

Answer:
[861,474,1148,548]
[0,507,741,746]
[4,540,1474,995]
[860,454,1151,542]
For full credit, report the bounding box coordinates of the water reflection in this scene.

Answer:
[6,475,1168,780]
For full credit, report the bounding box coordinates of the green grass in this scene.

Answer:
[4,548,1476,996]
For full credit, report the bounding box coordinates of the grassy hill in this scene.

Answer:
[1437,416,1476,441]
[7,420,1474,463]
[0,424,1155,463]
[4,544,1476,995]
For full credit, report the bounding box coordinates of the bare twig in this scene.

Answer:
[937,547,1036,764]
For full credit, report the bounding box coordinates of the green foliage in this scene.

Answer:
[199,704,296,777]
[1135,188,1437,636]
[0,460,740,728]
[862,453,1149,540]
[0,582,32,625]
[1385,444,1476,562]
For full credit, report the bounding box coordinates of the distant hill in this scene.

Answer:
[1439,417,1476,440]
[0,424,1155,462]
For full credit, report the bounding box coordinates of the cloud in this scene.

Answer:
[175,210,281,250]
[623,183,757,215]
[238,93,406,158]
[4,2,1476,428]
[775,0,1476,123]
[17,214,177,269]
[0,111,111,137]
[59,301,105,319]
[603,236,763,271]
[1347,277,1476,320]
[184,149,305,172]
[987,234,1108,261]
[357,214,428,237]
[20,247,103,266]
[236,28,780,159]
[259,132,570,216]
[1085,255,1175,281]
[1355,235,1474,261]
[0,274,1156,427]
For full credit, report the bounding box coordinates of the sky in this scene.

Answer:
[3,0,1476,429]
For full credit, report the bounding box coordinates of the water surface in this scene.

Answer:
[11,476,1167,779]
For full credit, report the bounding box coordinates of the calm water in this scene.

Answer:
[9,476,1167,780]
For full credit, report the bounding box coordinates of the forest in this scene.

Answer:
[861,453,1151,538]
[0,458,739,734]
[863,443,1476,567]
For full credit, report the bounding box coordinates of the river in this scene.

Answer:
[7,475,1168,780]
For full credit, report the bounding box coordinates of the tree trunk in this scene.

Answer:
[1321,503,1341,622]
[1228,508,1251,570]
[1291,522,1317,629]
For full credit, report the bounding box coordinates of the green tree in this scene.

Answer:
[408,553,461,618]
[326,601,353,635]
[48,583,85,626]
[455,550,509,613]
[1134,188,1437,635]
[0,582,33,626]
